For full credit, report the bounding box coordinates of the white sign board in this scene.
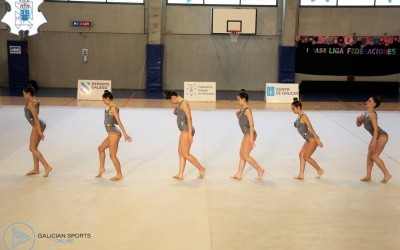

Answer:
[265,83,299,103]
[77,80,112,100]
[184,82,216,101]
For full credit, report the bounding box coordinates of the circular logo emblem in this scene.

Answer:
[3,222,35,250]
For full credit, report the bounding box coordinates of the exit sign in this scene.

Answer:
[71,21,92,27]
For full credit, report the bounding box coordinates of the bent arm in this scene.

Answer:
[28,102,42,134]
[245,108,255,139]
[111,107,129,137]
[182,101,193,137]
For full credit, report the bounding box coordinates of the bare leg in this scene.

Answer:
[96,137,109,177]
[108,134,123,180]
[179,132,206,178]
[303,139,324,178]
[371,136,391,183]
[173,143,185,180]
[295,142,307,180]
[26,129,40,175]
[360,150,373,182]
[241,135,264,180]
[232,137,246,180]
[28,127,52,177]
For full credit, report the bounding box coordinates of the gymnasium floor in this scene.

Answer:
[0,88,399,250]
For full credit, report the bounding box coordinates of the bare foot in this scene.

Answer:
[198,168,206,179]
[110,175,123,181]
[360,176,371,182]
[256,168,265,180]
[230,175,242,180]
[380,174,392,184]
[315,169,324,179]
[173,175,183,180]
[43,167,53,177]
[294,175,304,180]
[95,168,106,178]
[26,170,40,176]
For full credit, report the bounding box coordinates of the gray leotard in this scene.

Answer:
[175,100,195,136]
[237,107,257,137]
[104,106,121,136]
[24,100,46,132]
[362,111,388,137]
[294,114,313,141]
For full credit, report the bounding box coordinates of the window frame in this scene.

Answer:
[44,0,144,5]
[299,0,400,7]
[166,0,277,7]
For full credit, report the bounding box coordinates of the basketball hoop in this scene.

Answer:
[229,30,240,43]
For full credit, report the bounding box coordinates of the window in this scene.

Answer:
[375,0,400,5]
[204,0,239,4]
[300,0,400,6]
[167,0,203,3]
[69,0,105,2]
[239,0,276,5]
[106,0,143,2]
[46,0,144,3]
[167,0,276,6]
[337,0,374,6]
[300,0,337,6]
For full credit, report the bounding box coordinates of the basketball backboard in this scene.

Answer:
[212,8,257,34]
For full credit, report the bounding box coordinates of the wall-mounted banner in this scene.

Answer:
[265,83,299,103]
[77,80,112,100]
[184,82,216,101]
[1,0,47,36]
[295,35,400,76]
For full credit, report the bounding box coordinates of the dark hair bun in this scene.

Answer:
[293,97,299,102]
[25,84,35,91]
[240,89,246,93]
[104,90,110,93]
[23,84,36,96]
[376,95,383,101]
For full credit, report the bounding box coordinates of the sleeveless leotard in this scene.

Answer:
[294,114,313,141]
[24,100,46,132]
[104,106,122,136]
[362,111,387,137]
[237,107,257,137]
[175,100,195,136]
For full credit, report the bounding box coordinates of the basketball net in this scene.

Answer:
[229,30,240,43]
